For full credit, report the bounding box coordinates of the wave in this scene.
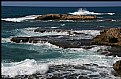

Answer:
[2,55,121,78]
[14,27,69,37]
[2,59,49,77]
[1,15,41,22]
[69,8,115,15]
[1,28,101,44]
[73,30,100,39]
[2,38,121,78]
[1,38,11,43]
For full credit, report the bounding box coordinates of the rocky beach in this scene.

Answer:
[10,27,121,56]
[2,6,121,79]
[8,27,121,79]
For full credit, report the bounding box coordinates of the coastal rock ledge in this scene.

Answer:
[113,60,121,77]
[92,28,121,46]
[35,14,97,20]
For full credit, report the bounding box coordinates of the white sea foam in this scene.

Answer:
[14,27,69,37]
[2,29,100,44]
[1,38,11,43]
[1,44,121,78]
[2,55,121,78]
[73,30,100,37]
[61,24,65,26]
[2,59,49,77]
[88,46,110,52]
[48,56,121,68]
[50,27,58,29]
[69,8,115,15]
[23,41,60,49]
[1,15,41,22]
[107,13,115,15]
[2,8,115,23]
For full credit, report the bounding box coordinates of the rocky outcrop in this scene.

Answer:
[10,34,92,48]
[113,60,121,77]
[34,28,66,33]
[35,14,97,20]
[92,28,121,46]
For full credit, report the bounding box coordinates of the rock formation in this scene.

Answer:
[92,28,121,46]
[11,35,92,48]
[35,14,97,20]
[113,60,121,77]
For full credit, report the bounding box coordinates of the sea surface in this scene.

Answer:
[1,6,121,79]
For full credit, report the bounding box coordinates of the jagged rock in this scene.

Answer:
[113,60,121,77]
[92,28,121,46]
[10,35,92,48]
[11,37,29,43]
[35,14,97,20]
[48,39,82,48]
[34,28,66,33]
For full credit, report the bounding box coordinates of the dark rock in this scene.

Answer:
[80,46,95,49]
[10,35,92,48]
[34,28,66,33]
[10,37,20,43]
[100,51,112,56]
[78,75,90,79]
[48,39,81,48]
[113,60,121,77]
[47,76,63,79]
[88,74,99,78]
[34,28,46,33]
[10,37,29,43]
[108,46,121,57]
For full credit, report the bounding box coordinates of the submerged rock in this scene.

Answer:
[11,37,29,43]
[35,14,97,20]
[34,28,66,33]
[108,46,121,57]
[113,60,121,77]
[92,28,121,46]
[10,35,92,48]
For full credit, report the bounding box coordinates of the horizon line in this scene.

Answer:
[2,6,121,7]
[2,1,121,7]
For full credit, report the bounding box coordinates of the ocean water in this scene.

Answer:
[1,6,121,78]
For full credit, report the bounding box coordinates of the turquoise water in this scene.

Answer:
[1,6,121,78]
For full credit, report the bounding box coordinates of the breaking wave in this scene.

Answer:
[2,59,49,77]
[1,15,41,22]
[69,8,115,15]
[2,55,121,78]
[1,28,101,44]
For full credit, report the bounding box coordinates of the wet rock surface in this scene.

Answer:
[96,45,121,57]
[108,46,121,57]
[10,28,121,56]
[91,28,121,57]
[35,14,97,20]
[92,28,121,46]
[10,28,93,48]
[10,35,92,49]
[113,60,121,77]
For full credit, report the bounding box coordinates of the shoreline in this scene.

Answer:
[2,63,118,79]
[2,27,121,79]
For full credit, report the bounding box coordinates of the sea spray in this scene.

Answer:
[1,15,41,22]
[69,8,115,15]
[2,59,49,78]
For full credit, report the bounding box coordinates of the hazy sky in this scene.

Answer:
[2,1,121,7]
